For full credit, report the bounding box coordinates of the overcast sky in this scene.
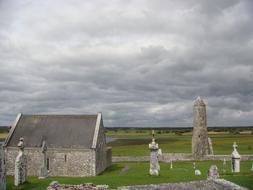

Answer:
[0,0,253,127]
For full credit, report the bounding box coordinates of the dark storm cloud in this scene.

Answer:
[0,0,253,127]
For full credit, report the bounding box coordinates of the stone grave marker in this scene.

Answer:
[0,142,6,190]
[231,142,241,173]
[39,140,48,179]
[207,165,219,180]
[149,130,159,176]
[14,138,27,186]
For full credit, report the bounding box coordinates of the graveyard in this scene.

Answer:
[1,129,253,190]
[1,98,253,190]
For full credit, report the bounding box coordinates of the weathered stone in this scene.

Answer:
[192,97,212,159]
[208,165,219,180]
[117,179,248,190]
[231,142,241,173]
[0,142,6,190]
[14,138,27,186]
[149,131,159,176]
[47,182,109,190]
[38,140,48,179]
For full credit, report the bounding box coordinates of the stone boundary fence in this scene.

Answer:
[112,153,253,162]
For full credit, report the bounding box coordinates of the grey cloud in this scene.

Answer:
[0,0,253,127]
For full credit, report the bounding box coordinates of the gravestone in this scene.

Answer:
[231,142,241,173]
[0,142,6,190]
[192,97,212,159]
[14,138,27,186]
[39,140,48,179]
[207,165,219,180]
[194,169,201,175]
[149,130,159,176]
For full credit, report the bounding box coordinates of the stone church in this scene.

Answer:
[4,112,112,177]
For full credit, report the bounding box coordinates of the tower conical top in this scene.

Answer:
[194,96,205,106]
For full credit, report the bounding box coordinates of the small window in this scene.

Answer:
[47,158,50,170]
[64,154,67,162]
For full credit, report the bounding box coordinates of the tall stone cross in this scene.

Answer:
[231,142,241,173]
[39,140,48,179]
[14,137,27,186]
[149,130,160,176]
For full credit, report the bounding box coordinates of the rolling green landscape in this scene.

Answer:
[106,129,253,156]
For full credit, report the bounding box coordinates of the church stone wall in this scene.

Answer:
[95,123,111,175]
[5,147,96,177]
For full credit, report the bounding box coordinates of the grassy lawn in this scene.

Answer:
[107,131,253,156]
[7,161,253,190]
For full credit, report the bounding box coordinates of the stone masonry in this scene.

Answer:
[47,181,109,190]
[192,97,212,159]
[0,142,6,190]
[118,179,248,190]
[5,113,112,177]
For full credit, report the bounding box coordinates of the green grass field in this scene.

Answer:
[7,161,253,190]
[107,130,253,156]
[2,130,253,189]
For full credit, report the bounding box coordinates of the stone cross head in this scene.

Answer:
[41,140,47,153]
[233,142,238,150]
[17,137,24,151]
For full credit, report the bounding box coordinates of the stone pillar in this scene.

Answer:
[14,138,27,186]
[192,97,211,159]
[231,142,241,173]
[149,130,159,176]
[0,142,6,190]
[39,140,48,179]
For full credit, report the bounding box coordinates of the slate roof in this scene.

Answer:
[6,114,99,149]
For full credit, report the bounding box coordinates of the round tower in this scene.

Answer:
[192,97,210,159]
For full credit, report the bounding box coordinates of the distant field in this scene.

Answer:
[106,130,253,156]
[0,133,8,141]
[7,161,253,190]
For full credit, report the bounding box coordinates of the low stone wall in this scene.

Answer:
[47,181,109,190]
[106,147,112,167]
[117,179,248,190]
[112,154,253,162]
[47,179,248,190]
[204,155,253,161]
